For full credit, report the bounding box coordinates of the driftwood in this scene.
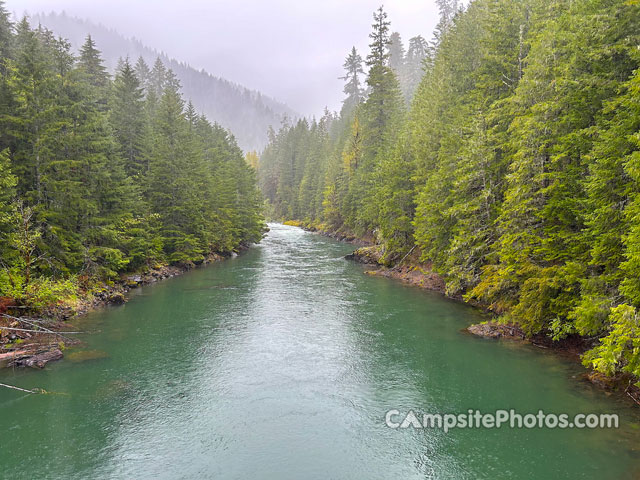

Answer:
[0,313,82,343]
[0,350,30,361]
[625,380,640,407]
[0,382,37,394]
[0,326,81,335]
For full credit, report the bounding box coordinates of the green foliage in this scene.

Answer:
[256,0,640,383]
[584,304,640,385]
[0,17,265,305]
[1,274,79,310]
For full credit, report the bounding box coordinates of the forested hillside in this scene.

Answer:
[0,6,265,309]
[257,0,640,383]
[27,11,296,151]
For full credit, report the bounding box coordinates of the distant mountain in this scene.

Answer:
[29,11,297,151]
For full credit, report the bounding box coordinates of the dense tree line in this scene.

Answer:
[257,0,640,383]
[30,11,297,152]
[0,6,264,307]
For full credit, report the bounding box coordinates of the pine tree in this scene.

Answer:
[9,17,58,204]
[147,80,209,263]
[0,0,12,62]
[387,32,405,75]
[150,57,168,97]
[0,17,265,301]
[254,0,640,385]
[434,0,460,42]
[362,5,403,156]
[402,36,429,102]
[354,6,405,233]
[339,47,364,116]
[0,1,15,150]
[134,56,151,92]
[0,148,15,222]
[78,35,109,88]
[110,57,147,179]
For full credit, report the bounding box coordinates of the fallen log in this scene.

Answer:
[0,350,30,361]
[9,349,63,368]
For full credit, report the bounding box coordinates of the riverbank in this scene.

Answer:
[285,219,640,406]
[0,250,237,369]
[283,220,374,246]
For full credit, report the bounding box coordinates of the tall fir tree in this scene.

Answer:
[339,47,364,116]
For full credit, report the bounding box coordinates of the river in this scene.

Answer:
[1,223,639,479]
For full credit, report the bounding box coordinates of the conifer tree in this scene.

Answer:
[150,57,168,97]
[0,1,12,62]
[0,19,264,298]
[78,35,109,88]
[110,58,147,179]
[402,36,429,102]
[387,32,405,75]
[339,47,364,116]
[134,56,151,92]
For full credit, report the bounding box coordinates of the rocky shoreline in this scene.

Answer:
[0,251,233,369]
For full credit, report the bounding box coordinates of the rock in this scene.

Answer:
[467,322,524,340]
[106,292,126,305]
[126,275,143,288]
[345,246,384,265]
[10,349,63,368]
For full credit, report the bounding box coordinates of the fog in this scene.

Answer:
[6,0,440,115]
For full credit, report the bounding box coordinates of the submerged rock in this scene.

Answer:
[66,349,109,363]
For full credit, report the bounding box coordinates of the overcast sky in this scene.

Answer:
[6,0,441,115]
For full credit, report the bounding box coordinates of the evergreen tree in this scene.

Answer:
[402,35,429,102]
[134,56,151,92]
[150,57,168,97]
[0,1,12,62]
[78,35,109,88]
[339,47,364,116]
[0,19,265,302]
[387,32,405,74]
[434,0,460,42]
[110,57,147,179]
[355,6,405,233]
[0,148,15,222]
[254,0,640,386]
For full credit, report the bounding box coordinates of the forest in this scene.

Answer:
[29,11,297,152]
[257,0,640,384]
[0,4,265,310]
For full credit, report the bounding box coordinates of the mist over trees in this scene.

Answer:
[0,7,264,307]
[257,0,640,384]
[28,11,297,151]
